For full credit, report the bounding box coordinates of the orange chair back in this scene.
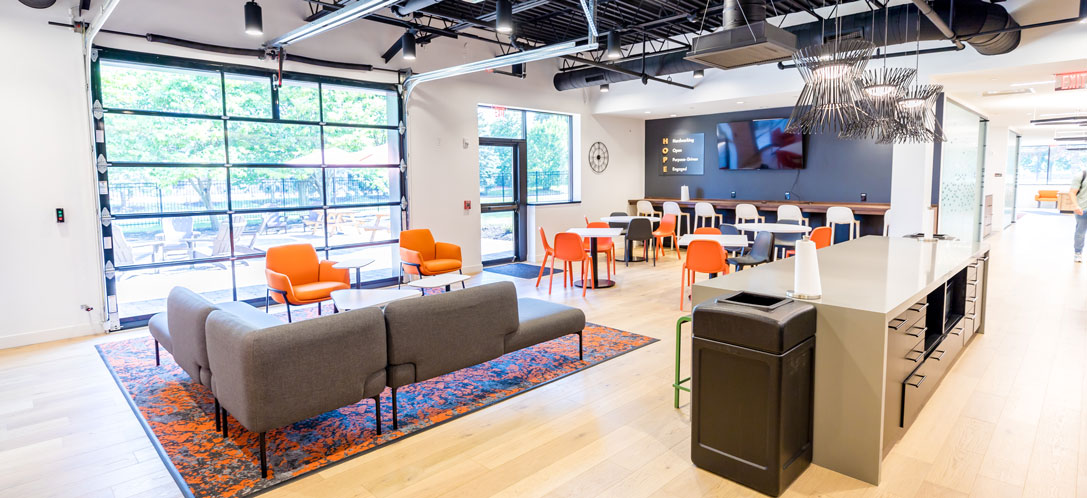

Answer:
[685,240,729,274]
[539,227,553,254]
[586,221,609,229]
[694,227,721,235]
[658,214,677,233]
[400,229,436,260]
[554,232,586,261]
[810,226,832,249]
[266,243,319,285]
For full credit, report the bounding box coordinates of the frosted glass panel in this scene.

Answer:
[938,101,985,242]
[1005,132,1019,227]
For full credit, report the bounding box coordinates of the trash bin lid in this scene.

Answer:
[692,291,816,354]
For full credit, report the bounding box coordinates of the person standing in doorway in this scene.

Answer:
[1071,168,1087,263]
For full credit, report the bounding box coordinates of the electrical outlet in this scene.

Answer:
[730,191,736,199]
[860,193,868,202]
[785,192,791,200]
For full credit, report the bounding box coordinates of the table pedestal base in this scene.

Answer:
[574,279,616,289]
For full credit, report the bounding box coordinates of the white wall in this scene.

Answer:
[0,2,106,348]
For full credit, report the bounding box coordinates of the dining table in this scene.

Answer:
[566,227,623,289]
[600,215,660,262]
[733,222,813,234]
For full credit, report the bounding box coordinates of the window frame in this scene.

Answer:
[92,48,406,328]
[477,104,575,205]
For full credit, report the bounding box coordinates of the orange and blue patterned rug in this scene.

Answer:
[97,323,655,498]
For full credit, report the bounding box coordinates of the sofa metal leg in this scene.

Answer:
[214,399,221,432]
[259,432,268,479]
[222,408,229,438]
[577,331,583,360]
[373,395,382,436]
[391,388,399,431]
[154,340,160,366]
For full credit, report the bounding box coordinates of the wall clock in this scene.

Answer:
[588,141,609,174]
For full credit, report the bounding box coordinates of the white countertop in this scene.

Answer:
[693,236,988,315]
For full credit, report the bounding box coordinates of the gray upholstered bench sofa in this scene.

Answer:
[154,281,585,478]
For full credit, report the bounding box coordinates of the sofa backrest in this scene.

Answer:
[383,281,519,382]
[166,287,217,386]
[205,306,388,434]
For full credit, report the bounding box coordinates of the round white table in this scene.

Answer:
[566,227,623,289]
[733,222,813,234]
[332,257,375,289]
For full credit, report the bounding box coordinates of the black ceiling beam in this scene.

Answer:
[381,36,405,63]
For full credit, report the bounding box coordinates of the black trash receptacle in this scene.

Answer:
[691,290,816,497]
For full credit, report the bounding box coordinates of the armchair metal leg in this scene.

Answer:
[265,289,270,312]
[154,340,160,366]
[317,303,322,316]
[285,304,292,323]
[214,399,220,432]
[259,432,268,479]
[373,395,382,436]
[391,388,399,430]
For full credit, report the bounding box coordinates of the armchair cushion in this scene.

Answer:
[421,259,462,275]
[292,281,349,302]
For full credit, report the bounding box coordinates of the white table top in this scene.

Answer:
[677,234,750,247]
[407,273,472,289]
[600,215,660,223]
[733,222,813,234]
[330,289,417,311]
[566,227,624,238]
[332,257,376,270]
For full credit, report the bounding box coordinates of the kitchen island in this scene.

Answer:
[692,236,990,484]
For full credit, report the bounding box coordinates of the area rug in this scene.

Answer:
[483,262,562,279]
[97,323,656,498]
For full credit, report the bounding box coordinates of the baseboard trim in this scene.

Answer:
[0,324,100,350]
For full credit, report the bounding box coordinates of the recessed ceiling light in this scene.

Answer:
[982,88,1034,97]
[1010,80,1054,87]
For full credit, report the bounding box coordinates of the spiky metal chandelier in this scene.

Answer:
[786,39,876,135]
[843,67,917,142]
[892,84,945,143]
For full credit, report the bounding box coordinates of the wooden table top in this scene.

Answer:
[630,198,892,215]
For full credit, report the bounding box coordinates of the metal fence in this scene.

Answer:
[110,179,392,214]
[479,171,571,204]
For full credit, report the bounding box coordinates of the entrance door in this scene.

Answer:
[479,140,527,264]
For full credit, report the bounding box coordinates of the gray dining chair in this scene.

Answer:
[625,218,655,267]
[608,211,629,235]
[728,231,774,271]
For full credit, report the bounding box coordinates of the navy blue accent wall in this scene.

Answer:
[644,107,893,203]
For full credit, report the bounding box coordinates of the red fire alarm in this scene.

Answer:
[464,200,471,210]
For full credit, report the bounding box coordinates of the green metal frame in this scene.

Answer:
[673,315,692,408]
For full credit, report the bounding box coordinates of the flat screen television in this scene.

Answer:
[716,118,804,170]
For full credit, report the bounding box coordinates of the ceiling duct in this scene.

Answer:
[554,0,1021,91]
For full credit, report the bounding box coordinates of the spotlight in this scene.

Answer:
[401,32,416,61]
[244,0,263,36]
[600,84,610,93]
[496,0,514,34]
[693,69,704,79]
[606,32,622,60]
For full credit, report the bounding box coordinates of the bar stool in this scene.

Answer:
[663,201,691,235]
[827,206,860,243]
[777,204,808,225]
[636,200,660,218]
[694,202,723,229]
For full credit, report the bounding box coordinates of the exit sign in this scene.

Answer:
[1056,71,1087,91]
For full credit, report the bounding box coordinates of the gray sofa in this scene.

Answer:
[382,281,585,429]
[206,307,388,478]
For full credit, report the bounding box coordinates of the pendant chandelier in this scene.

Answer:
[888,3,945,144]
[786,1,875,135]
[843,5,916,142]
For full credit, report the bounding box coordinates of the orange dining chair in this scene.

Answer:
[785,226,834,257]
[536,227,555,288]
[265,243,350,322]
[585,221,617,279]
[551,232,596,297]
[398,228,463,286]
[693,227,721,235]
[681,240,730,310]
[653,214,680,260]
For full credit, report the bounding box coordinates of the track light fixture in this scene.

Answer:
[693,69,705,79]
[244,0,263,37]
[600,84,610,93]
[605,32,622,60]
[495,0,514,34]
[401,31,416,61]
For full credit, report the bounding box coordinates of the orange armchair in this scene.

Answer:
[265,243,350,322]
[399,229,463,285]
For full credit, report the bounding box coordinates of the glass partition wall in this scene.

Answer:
[937,100,987,242]
[92,49,405,326]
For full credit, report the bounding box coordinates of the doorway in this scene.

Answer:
[479,140,528,264]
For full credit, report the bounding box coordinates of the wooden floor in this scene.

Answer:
[2,212,1085,498]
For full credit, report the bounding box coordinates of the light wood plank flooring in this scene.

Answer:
[1,212,1084,498]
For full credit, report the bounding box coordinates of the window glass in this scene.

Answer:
[232,209,325,252]
[111,214,229,266]
[526,111,572,203]
[323,127,400,165]
[325,206,400,247]
[322,84,397,125]
[105,114,225,163]
[108,167,227,215]
[326,168,400,205]
[278,80,320,121]
[1017,146,1049,184]
[100,60,222,115]
[328,244,400,282]
[225,73,272,118]
[227,121,322,164]
[1049,146,1087,184]
[229,167,323,210]
[478,106,524,139]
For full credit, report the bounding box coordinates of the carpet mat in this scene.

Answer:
[483,263,562,279]
[97,322,655,498]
